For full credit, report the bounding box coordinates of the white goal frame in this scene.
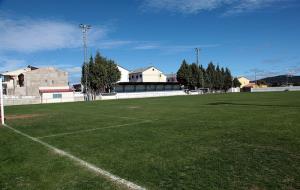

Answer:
[0,75,4,126]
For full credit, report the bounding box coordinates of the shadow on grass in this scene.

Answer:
[207,102,300,108]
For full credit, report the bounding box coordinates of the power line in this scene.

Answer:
[79,24,91,101]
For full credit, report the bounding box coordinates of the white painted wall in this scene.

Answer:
[39,86,74,104]
[142,67,167,82]
[129,67,167,82]
[228,87,240,93]
[41,92,74,103]
[251,86,300,92]
[117,66,129,82]
[98,90,186,100]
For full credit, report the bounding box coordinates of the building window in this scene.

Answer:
[136,75,138,79]
[53,93,62,99]
[140,74,142,78]
[4,76,10,82]
[45,79,48,83]
[18,74,24,87]
[152,68,155,71]
[131,75,134,79]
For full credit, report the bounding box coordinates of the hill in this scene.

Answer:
[258,75,300,86]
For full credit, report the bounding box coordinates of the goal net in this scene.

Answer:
[0,76,4,125]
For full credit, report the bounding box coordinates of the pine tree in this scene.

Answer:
[220,67,225,91]
[92,52,108,94]
[81,56,94,94]
[206,62,216,90]
[177,60,191,88]
[198,65,204,88]
[233,77,241,88]
[81,51,121,95]
[215,65,222,90]
[224,68,233,91]
[190,63,201,90]
[105,59,121,93]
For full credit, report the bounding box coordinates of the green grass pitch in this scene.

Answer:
[1,92,300,189]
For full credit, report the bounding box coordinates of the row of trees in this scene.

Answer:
[81,52,121,96]
[177,60,240,91]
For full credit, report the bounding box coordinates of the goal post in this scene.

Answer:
[0,75,4,126]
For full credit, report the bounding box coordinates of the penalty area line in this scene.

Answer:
[4,124,146,190]
[36,120,151,139]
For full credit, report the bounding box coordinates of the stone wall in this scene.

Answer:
[24,67,68,96]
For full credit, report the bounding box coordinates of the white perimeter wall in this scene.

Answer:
[4,91,188,105]
[98,91,186,100]
[251,86,300,92]
[4,95,40,106]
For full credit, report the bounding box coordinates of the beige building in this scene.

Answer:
[129,66,166,82]
[2,66,69,96]
[237,76,250,88]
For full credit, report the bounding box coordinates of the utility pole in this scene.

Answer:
[195,48,204,89]
[79,24,91,101]
[254,70,257,85]
[231,77,234,92]
[195,48,200,66]
[287,72,292,86]
[0,75,4,126]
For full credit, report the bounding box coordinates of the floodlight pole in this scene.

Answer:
[79,24,91,101]
[0,75,5,126]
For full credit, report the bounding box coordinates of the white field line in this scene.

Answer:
[4,124,146,190]
[36,120,151,139]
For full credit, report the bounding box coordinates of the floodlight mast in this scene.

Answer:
[79,24,91,101]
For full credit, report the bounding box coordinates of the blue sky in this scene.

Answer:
[0,0,300,83]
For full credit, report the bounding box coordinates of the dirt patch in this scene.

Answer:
[128,106,140,109]
[6,114,44,120]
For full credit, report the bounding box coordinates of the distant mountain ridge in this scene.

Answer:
[257,75,300,86]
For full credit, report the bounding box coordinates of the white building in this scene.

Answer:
[129,66,167,82]
[117,65,129,82]
[39,86,74,104]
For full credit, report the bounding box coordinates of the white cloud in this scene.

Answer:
[141,0,292,15]
[133,42,221,52]
[224,0,286,15]
[133,42,161,50]
[141,0,226,14]
[64,66,82,74]
[97,40,134,49]
[0,16,107,53]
